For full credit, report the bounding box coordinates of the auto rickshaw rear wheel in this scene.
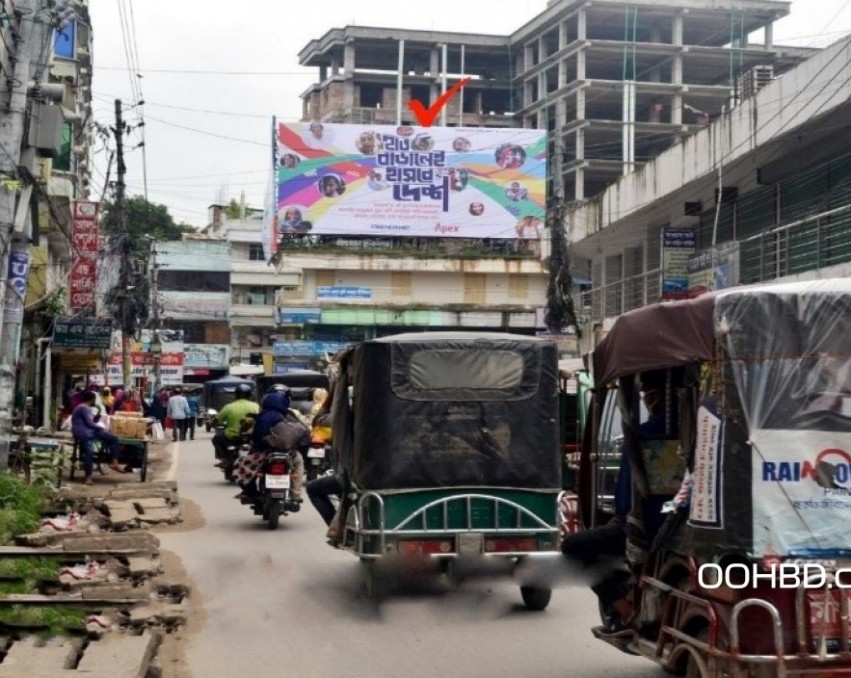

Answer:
[520,586,552,611]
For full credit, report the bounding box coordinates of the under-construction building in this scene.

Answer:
[298,0,810,201]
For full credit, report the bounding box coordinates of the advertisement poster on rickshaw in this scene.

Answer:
[689,403,724,528]
[751,428,851,557]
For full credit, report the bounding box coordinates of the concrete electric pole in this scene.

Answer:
[0,0,62,467]
[112,98,134,388]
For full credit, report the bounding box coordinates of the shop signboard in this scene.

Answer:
[52,317,112,350]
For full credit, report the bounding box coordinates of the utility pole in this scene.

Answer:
[113,99,133,388]
[150,241,161,394]
[0,0,56,467]
[544,131,580,342]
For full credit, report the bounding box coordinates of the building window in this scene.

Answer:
[463,274,486,304]
[53,123,73,172]
[315,270,335,288]
[391,272,411,299]
[248,244,264,261]
[508,275,529,300]
[54,23,75,58]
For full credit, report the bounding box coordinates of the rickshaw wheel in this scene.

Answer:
[683,629,710,678]
[520,586,552,611]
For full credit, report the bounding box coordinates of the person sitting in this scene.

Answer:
[234,390,309,506]
[71,390,126,485]
[562,382,669,636]
[212,383,259,466]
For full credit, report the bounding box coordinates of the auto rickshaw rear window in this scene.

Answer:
[407,349,524,391]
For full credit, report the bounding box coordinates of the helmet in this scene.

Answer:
[266,383,290,396]
[234,383,253,399]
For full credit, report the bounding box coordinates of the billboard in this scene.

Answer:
[69,201,99,311]
[268,122,546,253]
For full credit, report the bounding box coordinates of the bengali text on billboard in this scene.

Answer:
[270,122,546,251]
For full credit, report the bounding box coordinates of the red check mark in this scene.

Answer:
[407,77,471,128]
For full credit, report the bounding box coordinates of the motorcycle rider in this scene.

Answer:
[234,389,309,506]
[212,383,259,467]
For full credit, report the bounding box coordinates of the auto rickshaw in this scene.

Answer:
[256,370,330,418]
[329,332,562,608]
[201,376,257,432]
[574,278,851,676]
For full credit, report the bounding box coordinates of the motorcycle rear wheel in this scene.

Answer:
[266,499,280,530]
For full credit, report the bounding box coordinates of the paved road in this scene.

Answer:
[160,434,666,678]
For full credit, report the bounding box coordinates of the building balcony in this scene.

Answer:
[230,303,277,322]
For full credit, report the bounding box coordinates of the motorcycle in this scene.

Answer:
[305,438,332,481]
[243,451,301,530]
[214,414,256,482]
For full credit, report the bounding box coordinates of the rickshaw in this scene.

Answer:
[201,376,257,432]
[256,370,330,417]
[574,279,851,676]
[330,332,562,608]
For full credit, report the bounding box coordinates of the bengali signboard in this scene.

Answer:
[183,344,229,370]
[268,121,546,255]
[277,308,322,325]
[69,201,99,311]
[661,228,696,300]
[688,242,740,297]
[316,286,371,300]
[106,344,185,386]
[273,340,351,357]
[52,317,112,350]
[3,250,30,322]
[159,291,229,320]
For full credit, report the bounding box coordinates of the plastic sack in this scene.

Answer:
[151,421,165,441]
[60,416,72,432]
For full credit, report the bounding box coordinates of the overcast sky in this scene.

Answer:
[87,0,851,228]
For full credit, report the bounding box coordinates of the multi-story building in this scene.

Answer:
[298,0,809,201]
[19,2,96,423]
[271,0,808,363]
[564,34,851,351]
[202,204,301,365]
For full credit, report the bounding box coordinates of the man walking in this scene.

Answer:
[166,387,191,442]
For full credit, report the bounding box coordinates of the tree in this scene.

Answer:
[100,195,194,244]
[224,199,242,219]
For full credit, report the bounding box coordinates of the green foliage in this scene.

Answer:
[101,195,194,243]
[224,198,242,219]
[0,605,86,634]
[0,557,59,585]
[0,473,49,544]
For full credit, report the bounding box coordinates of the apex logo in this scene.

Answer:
[435,223,460,234]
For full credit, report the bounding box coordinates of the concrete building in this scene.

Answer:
[564,34,851,351]
[298,0,810,201]
[202,204,301,364]
[277,0,811,364]
[21,4,96,421]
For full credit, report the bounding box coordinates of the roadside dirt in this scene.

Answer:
[153,547,205,678]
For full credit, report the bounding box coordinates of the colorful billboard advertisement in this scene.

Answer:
[269,122,546,254]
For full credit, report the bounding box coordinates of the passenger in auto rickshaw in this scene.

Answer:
[562,369,679,635]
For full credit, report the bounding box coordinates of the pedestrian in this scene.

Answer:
[166,387,191,442]
[71,390,126,485]
[101,387,115,415]
[185,389,200,441]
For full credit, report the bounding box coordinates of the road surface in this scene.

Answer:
[159,434,665,678]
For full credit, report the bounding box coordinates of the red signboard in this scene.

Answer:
[69,201,100,311]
